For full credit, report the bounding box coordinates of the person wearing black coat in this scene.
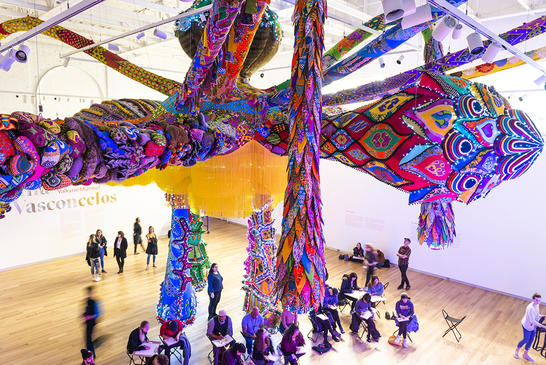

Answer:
[113,231,128,274]
[127,321,150,354]
[133,217,144,254]
[146,226,158,269]
[95,229,107,273]
[85,234,101,282]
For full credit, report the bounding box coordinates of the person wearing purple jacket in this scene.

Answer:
[350,293,380,342]
[394,292,414,348]
[323,286,344,333]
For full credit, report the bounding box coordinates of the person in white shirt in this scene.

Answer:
[514,293,546,362]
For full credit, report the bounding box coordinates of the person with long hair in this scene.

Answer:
[367,275,385,308]
[323,285,344,333]
[340,272,360,310]
[95,229,107,273]
[514,293,546,361]
[85,234,101,281]
[363,243,378,287]
[252,328,274,365]
[113,231,128,274]
[280,324,305,365]
[207,263,224,320]
[221,342,245,365]
[350,293,380,342]
[145,226,158,269]
[350,242,365,263]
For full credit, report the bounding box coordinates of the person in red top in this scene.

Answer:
[159,318,185,357]
[397,238,411,290]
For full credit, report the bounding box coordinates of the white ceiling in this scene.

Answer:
[0,0,545,87]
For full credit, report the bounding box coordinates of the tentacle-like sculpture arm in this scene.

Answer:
[174,0,245,112]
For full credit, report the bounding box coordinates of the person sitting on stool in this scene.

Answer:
[241,306,264,356]
[221,342,245,365]
[394,292,414,348]
[127,321,150,354]
[280,324,305,365]
[279,308,298,334]
[310,308,340,345]
[367,276,384,308]
[207,310,234,365]
[323,286,344,333]
[159,318,185,357]
[350,293,380,342]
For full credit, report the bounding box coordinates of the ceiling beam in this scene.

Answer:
[427,0,546,77]
[60,4,212,58]
[1,0,48,11]
[116,0,184,15]
[0,0,105,53]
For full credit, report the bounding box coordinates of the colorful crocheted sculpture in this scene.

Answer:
[188,213,211,291]
[156,205,197,326]
[242,205,280,329]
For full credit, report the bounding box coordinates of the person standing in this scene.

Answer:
[397,238,411,290]
[146,226,158,269]
[363,243,378,287]
[207,263,224,320]
[113,231,128,274]
[82,286,100,358]
[133,217,144,254]
[514,293,546,362]
[86,234,101,282]
[95,229,107,273]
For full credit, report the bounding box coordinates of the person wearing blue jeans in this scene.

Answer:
[515,293,546,362]
[241,306,264,356]
[95,229,107,273]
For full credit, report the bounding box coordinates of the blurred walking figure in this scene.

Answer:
[82,286,101,358]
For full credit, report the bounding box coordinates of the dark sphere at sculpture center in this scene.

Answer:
[175,0,282,82]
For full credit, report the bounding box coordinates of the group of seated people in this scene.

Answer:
[206,307,306,365]
[126,319,187,365]
[337,272,415,347]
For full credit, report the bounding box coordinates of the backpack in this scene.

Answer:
[383,259,390,268]
[312,342,332,354]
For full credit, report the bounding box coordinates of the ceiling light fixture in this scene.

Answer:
[481,43,501,63]
[382,0,406,22]
[432,16,457,41]
[396,55,404,64]
[107,43,120,52]
[153,29,167,40]
[136,32,145,40]
[379,57,386,68]
[14,44,30,63]
[452,23,463,39]
[466,32,484,55]
[0,49,17,71]
[401,4,432,29]
[534,75,546,89]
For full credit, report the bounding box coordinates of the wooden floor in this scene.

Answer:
[1,219,544,364]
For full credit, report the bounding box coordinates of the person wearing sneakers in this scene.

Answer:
[86,234,101,282]
[514,293,546,362]
[396,238,411,290]
[145,226,158,269]
[394,292,414,348]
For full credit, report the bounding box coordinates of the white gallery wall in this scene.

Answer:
[0,184,171,270]
[232,155,546,300]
